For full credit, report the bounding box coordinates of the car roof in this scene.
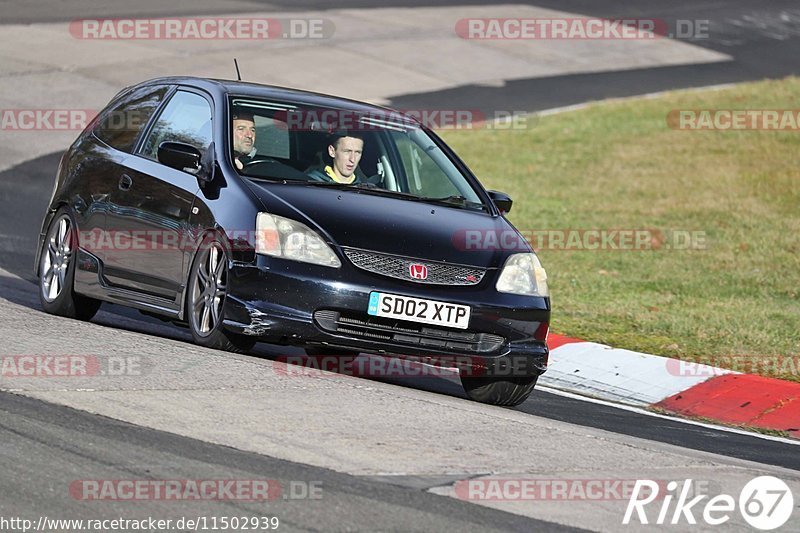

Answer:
[130,76,413,119]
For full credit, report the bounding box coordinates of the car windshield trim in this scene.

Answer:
[230,98,298,112]
[227,98,487,211]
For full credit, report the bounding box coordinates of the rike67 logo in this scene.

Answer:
[624,476,794,530]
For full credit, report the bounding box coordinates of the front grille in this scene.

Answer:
[343,248,485,286]
[314,310,505,353]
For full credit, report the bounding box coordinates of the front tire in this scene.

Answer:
[461,376,538,406]
[186,234,255,353]
[38,208,101,320]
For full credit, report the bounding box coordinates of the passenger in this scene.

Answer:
[307,130,366,184]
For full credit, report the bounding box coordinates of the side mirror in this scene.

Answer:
[158,142,201,174]
[488,190,513,214]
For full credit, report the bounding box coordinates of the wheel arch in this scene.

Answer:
[34,201,74,278]
[178,225,233,321]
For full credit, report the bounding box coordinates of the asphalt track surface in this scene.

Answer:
[1,0,800,530]
[0,391,578,532]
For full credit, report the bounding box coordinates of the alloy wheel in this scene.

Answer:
[191,242,228,336]
[41,215,73,303]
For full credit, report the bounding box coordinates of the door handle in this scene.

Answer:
[119,174,133,191]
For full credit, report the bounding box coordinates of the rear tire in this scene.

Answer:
[38,208,101,321]
[186,234,256,353]
[461,376,538,406]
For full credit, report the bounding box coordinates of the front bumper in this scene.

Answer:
[222,255,551,378]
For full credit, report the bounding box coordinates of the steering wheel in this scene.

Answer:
[242,158,280,170]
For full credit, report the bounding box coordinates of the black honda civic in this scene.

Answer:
[35,76,550,405]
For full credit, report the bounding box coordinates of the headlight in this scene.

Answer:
[256,213,341,268]
[496,253,548,297]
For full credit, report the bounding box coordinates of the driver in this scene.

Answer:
[232,110,258,171]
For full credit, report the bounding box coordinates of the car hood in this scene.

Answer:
[246,182,528,268]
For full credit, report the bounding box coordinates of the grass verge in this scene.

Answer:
[440,77,800,381]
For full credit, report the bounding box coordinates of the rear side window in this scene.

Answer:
[141,90,213,160]
[93,85,169,152]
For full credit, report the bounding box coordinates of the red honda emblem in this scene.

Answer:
[409,263,428,280]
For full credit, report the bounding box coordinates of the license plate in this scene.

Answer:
[367,292,471,329]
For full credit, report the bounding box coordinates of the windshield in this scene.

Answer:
[228,98,485,209]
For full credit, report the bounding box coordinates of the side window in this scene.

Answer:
[392,132,460,198]
[93,85,169,152]
[141,90,212,160]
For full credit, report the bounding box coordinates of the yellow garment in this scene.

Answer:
[324,165,356,184]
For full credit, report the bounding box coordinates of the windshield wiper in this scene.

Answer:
[424,195,486,210]
[299,181,380,190]
[246,176,299,183]
[294,181,429,201]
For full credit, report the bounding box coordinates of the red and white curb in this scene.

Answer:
[543,334,800,438]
